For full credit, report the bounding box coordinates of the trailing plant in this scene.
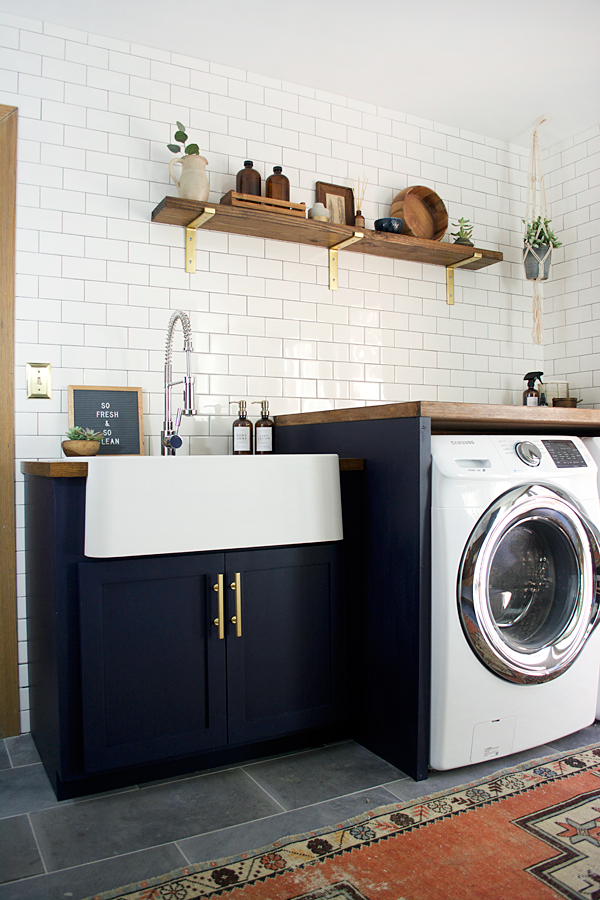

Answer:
[523,215,562,249]
[167,122,200,156]
[65,426,104,441]
[451,217,473,242]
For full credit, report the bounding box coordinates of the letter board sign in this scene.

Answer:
[68,386,144,455]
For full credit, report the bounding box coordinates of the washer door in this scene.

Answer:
[458,484,600,684]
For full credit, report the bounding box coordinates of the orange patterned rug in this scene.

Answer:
[92,745,600,900]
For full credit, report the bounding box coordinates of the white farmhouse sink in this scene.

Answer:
[83,454,343,558]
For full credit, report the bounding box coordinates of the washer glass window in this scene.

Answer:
[487,513,580,652]
[459,485,600,683]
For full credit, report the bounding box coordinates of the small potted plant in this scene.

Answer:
[62,426,104,457]
[167,121,209,202]
[523,215,561,281]
[451,217,474,246]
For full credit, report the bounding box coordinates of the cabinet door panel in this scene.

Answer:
[79,554,226,772]
[226,543,344,743]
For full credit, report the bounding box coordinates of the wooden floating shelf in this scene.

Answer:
[151,196,503,273]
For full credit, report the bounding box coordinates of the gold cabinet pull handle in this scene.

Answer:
[212,574,224,640]
[230,572,242,637]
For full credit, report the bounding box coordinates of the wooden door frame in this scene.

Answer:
[0,104,19,737]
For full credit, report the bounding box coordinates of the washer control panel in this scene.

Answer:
[514,441,542,466]
[541,439,587,468]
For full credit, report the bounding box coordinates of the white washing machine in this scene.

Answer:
[581,437,600,719]
[431,434,600,771]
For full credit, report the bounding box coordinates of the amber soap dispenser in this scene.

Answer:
[231,400,253,454]
[253,399,274,454]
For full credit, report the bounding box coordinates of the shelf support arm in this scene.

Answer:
[329,233,364,290]
[446,252,482,305]
[185,209,216,273]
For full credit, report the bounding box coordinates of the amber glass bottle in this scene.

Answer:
[252,400,274,454]
[236,161,261,196]
[266,166,289,201]
[231,400,253,454]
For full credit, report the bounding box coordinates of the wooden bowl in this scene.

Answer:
[390,186,448,241]
[62,440,100,457]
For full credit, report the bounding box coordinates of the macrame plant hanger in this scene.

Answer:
[524,115,550,345]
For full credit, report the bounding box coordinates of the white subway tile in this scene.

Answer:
[67,41,108,68]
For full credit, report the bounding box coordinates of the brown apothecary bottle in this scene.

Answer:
[231,400,253,455]
[266,166,289,201]
[236,160,261,196]
[252,400,274,454]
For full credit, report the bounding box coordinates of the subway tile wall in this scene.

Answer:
[1,10,567,729]
[543,126,600,403]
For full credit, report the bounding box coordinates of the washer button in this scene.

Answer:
[515,441,542,466]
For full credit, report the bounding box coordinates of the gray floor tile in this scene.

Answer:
[0,844,187,900]
[244,740,405,811]
[178,785,402,864]
[0,816,43,884]
[31,767,280,871]
[546,722,600,752]
[0,764,66,818]
[384,742,562,801]
[0,743,9,771]
[4,734,41,768]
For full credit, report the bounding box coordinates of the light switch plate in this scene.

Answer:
[26,363,52,399]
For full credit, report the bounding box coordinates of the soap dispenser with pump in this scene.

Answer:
[523,371,544,407]
[231,400,253,455]
[252,399,274,454]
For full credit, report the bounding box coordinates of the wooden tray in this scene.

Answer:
[220,190,306,217]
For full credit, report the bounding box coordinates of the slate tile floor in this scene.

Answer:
[2,724,600,900]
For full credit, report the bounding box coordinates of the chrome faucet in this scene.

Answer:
[161,310,196,455]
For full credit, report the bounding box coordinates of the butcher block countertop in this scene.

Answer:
[20,457,365,478]
[274,401,600,436]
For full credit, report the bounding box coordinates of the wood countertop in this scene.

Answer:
[21,457,365,478]
[274,401,600,435]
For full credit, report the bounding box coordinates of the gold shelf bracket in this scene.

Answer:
[185,208,216,273]
[329,232,364,290]
[446,252,482,305]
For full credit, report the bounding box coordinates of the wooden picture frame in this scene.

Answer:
[68,386,145,455]
[315,182,355,226]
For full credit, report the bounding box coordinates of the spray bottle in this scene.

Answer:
[523,371,544,407]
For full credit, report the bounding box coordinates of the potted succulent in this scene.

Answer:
[167,121,209,202]
[451,217,474,247]
[62,426,104,457]
[523,215,561,281]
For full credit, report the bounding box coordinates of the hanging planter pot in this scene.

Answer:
[523,244,552,281]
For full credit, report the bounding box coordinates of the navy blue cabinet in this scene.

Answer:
[78,553,227,772]
[25,473,347,798]
[78,545,342,775]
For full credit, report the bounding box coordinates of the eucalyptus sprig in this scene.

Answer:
[65,426,104,441]
[167,121,200,156]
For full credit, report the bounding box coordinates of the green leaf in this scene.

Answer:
[174,131,187,144]
[167,144,181,153]
[185,143,200,155]
[176,121,186,131]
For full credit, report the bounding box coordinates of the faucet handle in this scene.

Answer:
[162,433,182,450]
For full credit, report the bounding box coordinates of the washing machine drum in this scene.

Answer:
[458,483,600,684]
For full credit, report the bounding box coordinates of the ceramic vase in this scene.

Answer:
[62,440,100,457]
[169,154,209,202]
